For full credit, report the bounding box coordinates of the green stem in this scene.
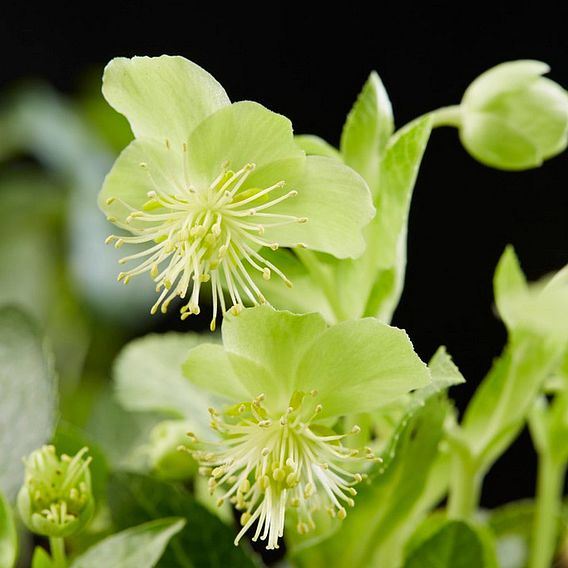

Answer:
[430,105,462,128]
[49,537,67,568]
[529,452,566,568]
[295,248,347,322]
[447,447,481,520]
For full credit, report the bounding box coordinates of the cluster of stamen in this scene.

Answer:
[23,446,92,531]
[105,145,308,329]
[189,392,378,550]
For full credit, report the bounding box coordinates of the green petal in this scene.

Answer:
[490,77,568,160]
[463,60,549,110]
[182,343,251,402]
[98,138,185,224]
[221,306,328,409]
[263,155,375,258]
[185,101,304,188]
[460,112,541,170]
[295,318,430,419]
[102,56,230,147]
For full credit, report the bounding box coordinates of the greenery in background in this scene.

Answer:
[0,57,566,567]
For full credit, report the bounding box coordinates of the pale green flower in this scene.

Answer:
[17,446,94,538]
[182,306,430,549]
[460,60,568,170]
[99,56,374,329]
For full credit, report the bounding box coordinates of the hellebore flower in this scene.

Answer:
[182,306,430,549]
[99,56,374,329]
[460,60,568,170]
[17,446,94,538]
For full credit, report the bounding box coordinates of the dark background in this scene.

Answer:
[1,4,567,507]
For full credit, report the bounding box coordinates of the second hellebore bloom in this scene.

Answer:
[99,56,374,329]
[181,306,430,549]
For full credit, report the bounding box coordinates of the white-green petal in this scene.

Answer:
[185,101,305,188]
[295,318,430,419]
[221,306,328,409]
[183,342,280,411]
[99,138,185,224]
[102,56,230,148]
[182,343,251,402]
[263,155,375,258]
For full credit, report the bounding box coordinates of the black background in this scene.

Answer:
[2,3,567,507]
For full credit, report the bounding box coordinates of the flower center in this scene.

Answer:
[105,159,307,330]
[191,392,377,550]
[24,446,91,530]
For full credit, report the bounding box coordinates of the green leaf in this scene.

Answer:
[70,518,185,568]
[403,521,486,568]
[334,116,432,321]
[340,71,394,191]
[0,306,57,500]
[494,247,568,341]
[424,347,466,395]
[31,547,54,568]
[295,318,431,419]
[114,332,214,430]
[294,134,342,159]
[462,335,564,469]
[494,246,528,328]
[0,491,17,568]
[102,56,230,147]
[108,473,256,568]
[295,394,449,568]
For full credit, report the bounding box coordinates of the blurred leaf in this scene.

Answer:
[0,173,62,322]
[70,518,185,568]
[108,473,256,568]
[488,500,534,568]
[0,490,17,568]
[0,306,57,500]
[403,521,486,568]
[114,332,214,435]
[31,547,54,568]
[78,67,134,153]
[2,84,156,324]
[85,388,160,472]
[340,71,393,191]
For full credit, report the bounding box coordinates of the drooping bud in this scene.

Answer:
[460,60,568,170]
[17,446,94,538]
[146,420,197,481]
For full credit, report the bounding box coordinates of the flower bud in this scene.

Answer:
[17,445,94,538]
[460,60,568,170]
[146,420,197,481]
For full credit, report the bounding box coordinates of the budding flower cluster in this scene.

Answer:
[17,446,94,538]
